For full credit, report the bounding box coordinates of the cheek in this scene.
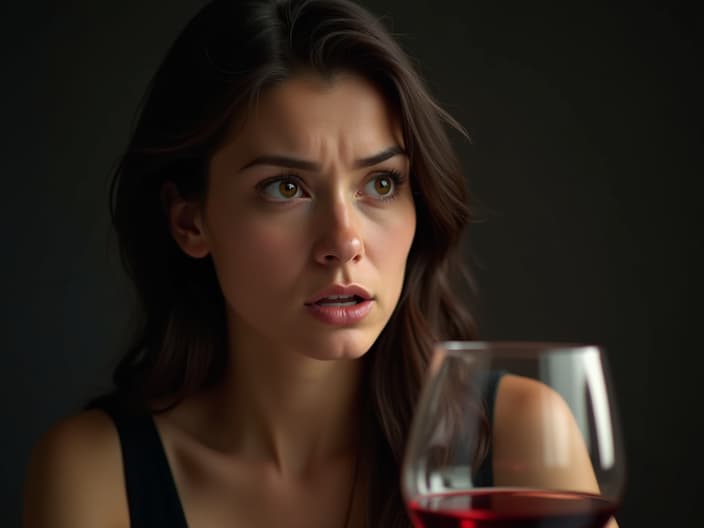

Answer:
[367,206,416,275]
[207,214,309,300]
[386,204,416,255]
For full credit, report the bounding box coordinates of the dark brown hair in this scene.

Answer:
[98,1,476,526]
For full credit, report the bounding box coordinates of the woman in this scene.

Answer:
[23,1,611,527]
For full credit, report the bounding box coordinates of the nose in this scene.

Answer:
[312,194,365,266]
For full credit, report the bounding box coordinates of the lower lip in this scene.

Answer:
[305,299,374,325]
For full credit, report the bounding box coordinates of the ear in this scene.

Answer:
[161,181,210,258]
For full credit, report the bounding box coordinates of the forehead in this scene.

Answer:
[221,72,404,160]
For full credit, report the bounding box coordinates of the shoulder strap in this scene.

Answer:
[103,406,189,528]
[473,369,505,487]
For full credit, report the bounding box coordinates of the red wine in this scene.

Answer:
[409,489,616,528]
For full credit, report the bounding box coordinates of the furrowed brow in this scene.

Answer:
[239,146,406,172]
[239,155,319,172]
[353,146,407,168]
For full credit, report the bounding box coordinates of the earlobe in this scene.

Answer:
[161,182,210,258]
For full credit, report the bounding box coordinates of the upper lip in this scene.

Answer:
[305,284,373,305]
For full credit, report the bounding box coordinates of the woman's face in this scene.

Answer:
[194,72,416,360]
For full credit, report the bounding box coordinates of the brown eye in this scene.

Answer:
[260,178,304,201]
[279,180,299,198]
[374,177,392,195]
[365,173,397,199]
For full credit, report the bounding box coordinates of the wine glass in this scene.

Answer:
[402,341,626,528]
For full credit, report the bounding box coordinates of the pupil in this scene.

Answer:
[280,181,297,197]
[375,178,390,194]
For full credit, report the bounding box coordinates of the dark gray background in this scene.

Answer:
[4,0,701,526]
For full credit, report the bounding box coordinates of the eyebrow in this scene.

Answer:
[239,145,407,172]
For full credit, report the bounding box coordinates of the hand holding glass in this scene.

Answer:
[402,342,625,528]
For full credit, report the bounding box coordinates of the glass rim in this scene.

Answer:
[437,340,604,357]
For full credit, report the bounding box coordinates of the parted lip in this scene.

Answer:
[305,284,373,305]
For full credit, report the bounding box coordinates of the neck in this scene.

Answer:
[203,321,364,477]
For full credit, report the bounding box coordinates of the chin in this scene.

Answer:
[295,331,377,362]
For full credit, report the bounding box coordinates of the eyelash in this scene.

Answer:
[256,170,408,203]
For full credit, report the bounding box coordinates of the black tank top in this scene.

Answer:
[103,405,189,527]
[103,371,504,527]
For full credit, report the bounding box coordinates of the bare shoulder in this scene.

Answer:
[492,374,600,493]
[493,374,619,526]
[494,373,570,423]
[23,410,129,528]
[493,373,579,456]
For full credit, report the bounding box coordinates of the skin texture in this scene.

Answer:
[23,410,129,528]
[184,72,416,363]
